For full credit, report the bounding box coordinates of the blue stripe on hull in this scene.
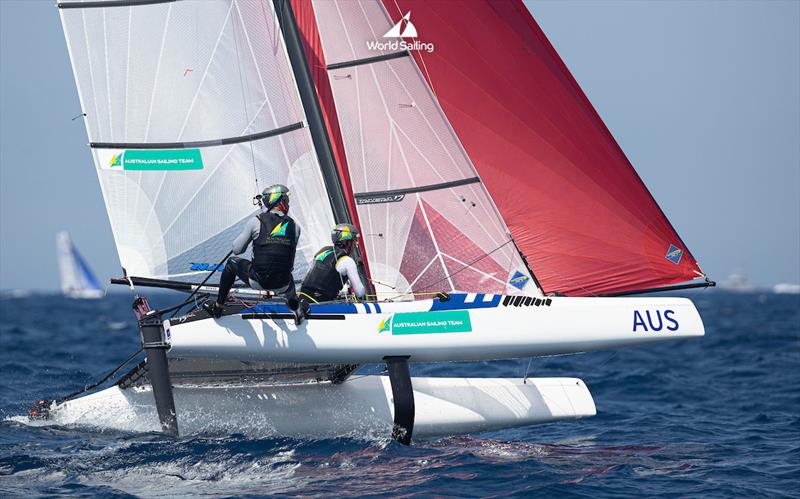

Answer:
[430,294,502,311]
[240,293,503,316]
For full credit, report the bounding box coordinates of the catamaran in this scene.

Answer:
[56,231,104,299]
[32,0,713,443]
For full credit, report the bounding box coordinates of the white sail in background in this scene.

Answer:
[59,0,334,283]
[57,231,104,299]
[312,0,538,296]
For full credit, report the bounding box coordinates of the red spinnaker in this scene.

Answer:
[381,0,704,296]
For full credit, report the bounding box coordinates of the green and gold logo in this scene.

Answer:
[109,153,122,167]
[270,221,288,237]
[377,310,472,335]
[268,188,285,205]
[315,249,333,261]
[106,149,203,171]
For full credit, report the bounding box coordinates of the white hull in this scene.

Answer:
[168,295,704,363]
[46,376,595,439]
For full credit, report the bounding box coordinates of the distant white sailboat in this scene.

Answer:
[56,231,103,299]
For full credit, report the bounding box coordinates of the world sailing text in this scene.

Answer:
[366,40,434,53]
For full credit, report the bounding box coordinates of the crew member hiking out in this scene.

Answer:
[203,184,307,325]
[300,223,366,304]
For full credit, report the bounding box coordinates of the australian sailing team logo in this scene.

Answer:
[109,152,123,167]
[367,11,434,53]
[101,149,203,171]
[665,244,683,265]
[270,221,288,237]
[315,249,334,262]
[377,310,472,335]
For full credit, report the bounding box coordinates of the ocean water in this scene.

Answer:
[0,290,797,497]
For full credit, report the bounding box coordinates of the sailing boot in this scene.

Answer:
[290,298,309,326]
[202,300,224,319]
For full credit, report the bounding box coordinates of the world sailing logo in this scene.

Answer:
[367,11,434,54]
[383,11,417,38]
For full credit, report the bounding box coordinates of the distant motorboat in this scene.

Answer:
[56,231,103,299]
[773,283,800,295]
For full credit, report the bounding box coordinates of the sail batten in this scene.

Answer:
[326,50,409,70]
[354,177,481,203]
[89,122,305,149]
[58,0,178,10]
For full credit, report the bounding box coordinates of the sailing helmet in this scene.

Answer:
[331,223,359,253]
[261,184,290,213]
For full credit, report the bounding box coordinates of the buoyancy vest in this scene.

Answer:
[252,212,297,287]
[301,245,348,301]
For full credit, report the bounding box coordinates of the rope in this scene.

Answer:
[169,250,233,318]
[416,239,515,293]
[55,348,144,404]
[522,357,533,384]
[297,291,319,304]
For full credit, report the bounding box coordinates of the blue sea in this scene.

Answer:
[0,290,798,497]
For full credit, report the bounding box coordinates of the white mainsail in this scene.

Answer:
[59,0,334,283]
[56,231,104,299]
[311,0,539,296]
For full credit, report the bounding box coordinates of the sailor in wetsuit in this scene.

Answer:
[300,223,366,303]
[203,184,307,324]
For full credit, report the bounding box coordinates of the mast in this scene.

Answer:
[273,0,350,225]
[273,0,373,292]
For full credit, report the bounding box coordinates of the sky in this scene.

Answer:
[0,0,798,291]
